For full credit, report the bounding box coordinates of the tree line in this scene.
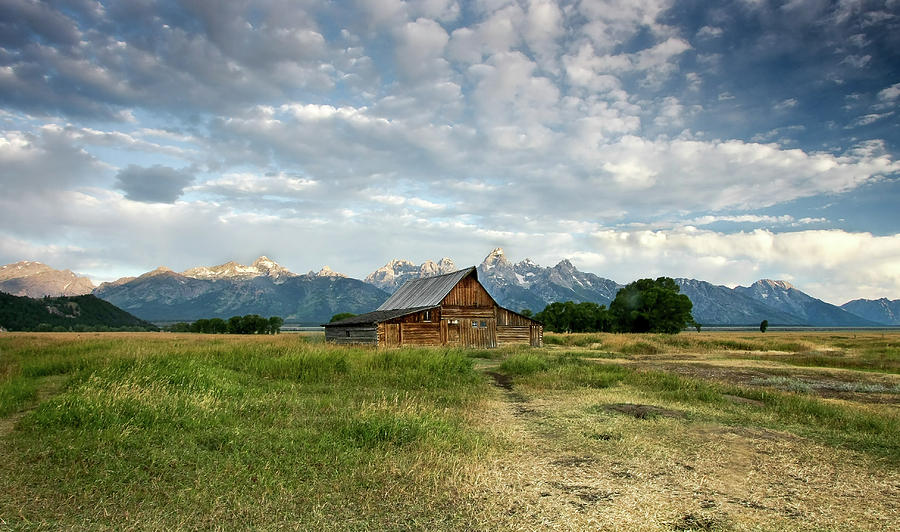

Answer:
[165,315,284,334]
[530,277,695,334]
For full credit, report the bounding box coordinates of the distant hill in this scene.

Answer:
[841,298,900,325]
[0,293,157,331]
[0,261,95,297]
[93,257,389,324]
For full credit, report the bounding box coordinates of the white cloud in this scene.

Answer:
[840,54,872,69]
[696,25,723,39]
[584,228,900,304]
[2,0,899,306]
[877,82,900,102]
[847,112,894,127]
[0,127,109,194]
[775,98,798,110]
[682,214,826,227]
[394,17,451,80]
[195,172,317,198]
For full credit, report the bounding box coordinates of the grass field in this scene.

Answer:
[1,331,898,530]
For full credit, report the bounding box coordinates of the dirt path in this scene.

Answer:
[0,375,65,438]
[475,367,900,531]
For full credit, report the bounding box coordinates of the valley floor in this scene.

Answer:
[0,331,897,530]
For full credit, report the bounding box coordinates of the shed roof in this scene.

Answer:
[376,267,478,311]
[323,306,435,327]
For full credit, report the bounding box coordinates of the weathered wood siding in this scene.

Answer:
[325,326,378,345]
[497,326,530,345]
[530,325,543,347]
[379,309,442,347]
[441,276,496,307]
[458,318,496,348]
[496,308,543,347]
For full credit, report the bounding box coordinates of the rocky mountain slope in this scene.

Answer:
[475,248,622,314]
[365,258,456,293]
[0,261,95,297]
[93,257,385,324]
[840,298,900,325]
[733,280,880,327]
[675,279,806,326]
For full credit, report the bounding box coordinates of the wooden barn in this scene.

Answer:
[324,267,542,348]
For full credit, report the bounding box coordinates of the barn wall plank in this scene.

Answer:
[325,326,378,345]
[398,323,441,346]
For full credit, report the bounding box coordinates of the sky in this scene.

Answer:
[1,0,899,305]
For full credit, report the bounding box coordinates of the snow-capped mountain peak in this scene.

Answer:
[364,257,457,293]
[482,247,509,271]
[757,279,795,291]
[309,266,347,278]
[182,257,296,281]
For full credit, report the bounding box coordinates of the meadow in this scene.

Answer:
[0,331,897,530]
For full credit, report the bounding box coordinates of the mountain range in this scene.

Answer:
[91,257,385,323]
[0,252,896,326]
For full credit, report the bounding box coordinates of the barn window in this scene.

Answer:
[472,320,477,328]
[480,320,487,328]
[345,330,350,337]
[423,310,431,322]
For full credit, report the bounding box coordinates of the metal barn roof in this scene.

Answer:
[323,306,436,327]
[376,267,477,311]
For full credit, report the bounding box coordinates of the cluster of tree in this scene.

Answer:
[532,277,695,334]
[534,301,613,333]
[165,315,284,334]
[0,293,157,332]
[329,312,357,323]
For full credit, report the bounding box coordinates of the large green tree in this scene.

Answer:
[608,277,693,334]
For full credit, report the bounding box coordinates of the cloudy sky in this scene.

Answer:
[1,0,899,304]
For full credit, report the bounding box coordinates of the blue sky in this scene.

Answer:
[1,0,898,304]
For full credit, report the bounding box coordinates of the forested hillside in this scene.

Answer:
[0,293,158,331]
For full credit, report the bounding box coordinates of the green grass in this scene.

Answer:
[0,334,493,529]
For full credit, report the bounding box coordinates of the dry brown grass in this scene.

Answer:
[463,382,899,531]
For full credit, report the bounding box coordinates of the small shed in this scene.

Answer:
[324,267,542,348]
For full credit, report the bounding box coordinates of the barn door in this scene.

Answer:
[530,325,543,347]
[463,318,497,348]
[447,320,460,345]
[385,324,400,347]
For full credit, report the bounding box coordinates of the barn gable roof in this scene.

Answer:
[376,267,478,311]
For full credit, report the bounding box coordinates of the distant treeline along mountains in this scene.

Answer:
[1,250,897,327]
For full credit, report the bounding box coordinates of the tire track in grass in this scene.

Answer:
[0,375,66,437]
[480,368,636,527]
